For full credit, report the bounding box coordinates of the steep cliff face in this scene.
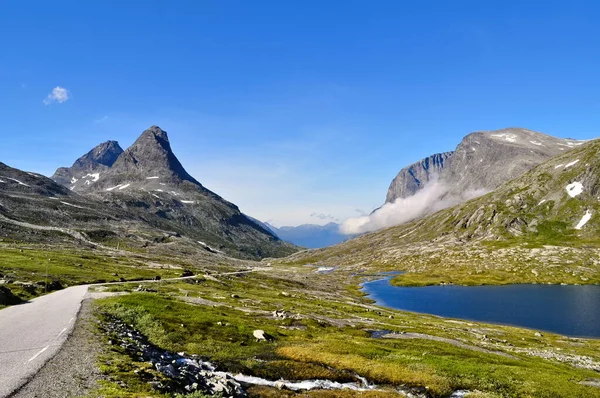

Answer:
[385,152,452,203]
[385,128,584,204]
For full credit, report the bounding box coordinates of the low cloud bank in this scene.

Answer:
[339,181,488,235]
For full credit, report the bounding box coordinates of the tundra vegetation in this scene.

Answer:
[91,265,600,397]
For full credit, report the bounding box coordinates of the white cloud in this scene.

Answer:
[339,181,488,235]
[43,86,70,105]
[310,213,339,222]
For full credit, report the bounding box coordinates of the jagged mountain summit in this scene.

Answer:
[89,126,202,191]
[52,140,123,190]
[51,126,296,259]
[386,127,585,203]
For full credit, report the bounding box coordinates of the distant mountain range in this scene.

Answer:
[264,222,352,249]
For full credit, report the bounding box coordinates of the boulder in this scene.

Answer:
[253,329,273,342]
[0,286,22,305]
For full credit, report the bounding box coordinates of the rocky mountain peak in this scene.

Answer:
[49,125,295,260]
[51,140,123,188]
[134,125,171,152]
[109,125,198,185]
[385,127,584,205]
[73,140,123,169]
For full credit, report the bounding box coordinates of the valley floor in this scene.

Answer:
[3,244,600,397]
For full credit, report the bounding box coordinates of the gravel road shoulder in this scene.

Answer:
[10,298,105,398]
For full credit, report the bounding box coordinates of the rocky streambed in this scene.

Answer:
[100,314,378,397]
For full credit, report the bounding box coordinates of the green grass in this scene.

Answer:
[0,244,183,303]
[95,273,600,397]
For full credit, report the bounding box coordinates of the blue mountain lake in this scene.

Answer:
[362,276,600,338]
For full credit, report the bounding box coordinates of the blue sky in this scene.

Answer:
[2,1,600,226]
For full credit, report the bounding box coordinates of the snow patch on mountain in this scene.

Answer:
[575,210,592,230]
[566,182,583,198]
[491,133,517,142]
[61,201,85,209]
[106,183,130,191]
[5,177,30,187]
[564,159,580,168]
[82,173,100,182]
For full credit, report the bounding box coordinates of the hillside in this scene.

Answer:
[283,138,600,286]
[0,161,137,245]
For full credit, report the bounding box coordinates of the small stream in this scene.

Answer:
[103,313,473,397]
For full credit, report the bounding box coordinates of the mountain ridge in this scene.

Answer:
[386,127,584,204]
[49,126,297,260]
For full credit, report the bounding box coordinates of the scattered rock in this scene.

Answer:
[35,280,64,291]
[580,378,600,388]
[253,329,273,342]
[134,285,157,293]
[272,309,288,319]
[101,314,247,396]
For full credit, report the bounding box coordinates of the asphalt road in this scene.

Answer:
[0,285,89,398]
[0,269,259,397]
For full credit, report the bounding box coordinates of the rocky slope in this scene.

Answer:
[386,127,584,203]
[0,161,139,245]
[51,126,296,259]
[283,138,600,285]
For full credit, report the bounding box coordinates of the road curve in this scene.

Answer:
[0,285,89,398]
[0,269,259,397]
